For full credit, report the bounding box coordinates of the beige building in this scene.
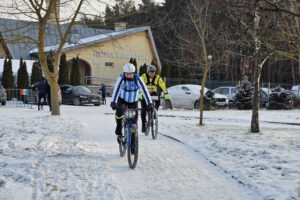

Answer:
[30,24,161,86]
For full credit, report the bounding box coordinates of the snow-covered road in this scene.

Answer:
[1,104,299,199]
[63,105,255,200]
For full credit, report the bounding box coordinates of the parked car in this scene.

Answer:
[166,84,229,109]
[291,85,300,97]
[214,86,269,108]
[25,82,62,104]
[213,86,237,102]
[0,83,7,105]
[60,85,102,106]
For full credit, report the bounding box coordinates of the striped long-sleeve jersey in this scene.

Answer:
[111,74,152,105]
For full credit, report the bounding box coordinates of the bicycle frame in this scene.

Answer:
[145,95,159,139]
[121,107,139,169]
[124,109,136,146]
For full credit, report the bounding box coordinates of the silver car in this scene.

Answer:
[213,86,237,102]
[167,84,229,109]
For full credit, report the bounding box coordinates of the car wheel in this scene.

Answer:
[73,97,81,106]
[1,101,6,106]
[194,100,200,109]
[94,104,100,106]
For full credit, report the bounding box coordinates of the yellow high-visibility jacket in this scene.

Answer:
[141,74,168,94]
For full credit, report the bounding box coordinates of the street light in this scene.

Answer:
[207,55,212,88]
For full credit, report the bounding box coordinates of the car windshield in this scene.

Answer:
[74,86,92,94]
[182,86,190,91]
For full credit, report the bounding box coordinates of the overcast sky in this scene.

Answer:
[0,0,165,20]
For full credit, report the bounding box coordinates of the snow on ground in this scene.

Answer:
[0,103,299,200]
[158,109,300,200]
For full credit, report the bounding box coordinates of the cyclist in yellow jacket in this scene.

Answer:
[140,65,170,132]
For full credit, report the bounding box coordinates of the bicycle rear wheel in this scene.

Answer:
[151,110,158,139]
[127,124,139,169]
[119,123,127,157]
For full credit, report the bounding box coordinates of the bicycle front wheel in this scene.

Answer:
[127,124,139,169]
[145,112,150,136]
[151,110,158,140]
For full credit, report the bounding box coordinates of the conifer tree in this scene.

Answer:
[129,58,133,64]
[2,58,15,100]
[234,81,253,110]
[58,53,69,85]
[1,58,8,87]
[139,63,147,75]
[6,59,14,88]
[17,58,29,89]
[133,58,137,73]
[129,58,138,73]
[31,61,42,84]
[104,5,115,28]
[70,57,80,86]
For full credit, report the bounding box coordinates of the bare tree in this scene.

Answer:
[0,0,87,115]
[184,0,226,125]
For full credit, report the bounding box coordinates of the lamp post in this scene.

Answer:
[207,55,212,88]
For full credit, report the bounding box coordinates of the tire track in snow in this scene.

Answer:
[108,135,256,200]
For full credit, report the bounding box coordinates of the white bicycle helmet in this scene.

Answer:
[123,63,135,73]
[147,65,156,73]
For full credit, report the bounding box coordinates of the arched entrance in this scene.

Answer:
[67,58,91,85]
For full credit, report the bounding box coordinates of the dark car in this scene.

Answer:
[25,82,62,104]
[0,83,7,105]
[60,85,102,106]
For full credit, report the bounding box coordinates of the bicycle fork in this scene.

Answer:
[127,123,131,148]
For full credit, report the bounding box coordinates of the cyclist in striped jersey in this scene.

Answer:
[110,63,153,143]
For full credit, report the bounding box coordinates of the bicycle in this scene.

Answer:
[118,106,139,169]
[145,95,158,140]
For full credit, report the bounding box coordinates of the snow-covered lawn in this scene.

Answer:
[0,105,299,200]
[159,109,300,200]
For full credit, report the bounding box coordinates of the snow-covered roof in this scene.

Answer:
[0,59,35,75]
[29,26,161,67]
[0,18,111,59]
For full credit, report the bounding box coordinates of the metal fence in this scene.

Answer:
[85,76,116,87]
[163,78,296,90]
[5,89,35,108]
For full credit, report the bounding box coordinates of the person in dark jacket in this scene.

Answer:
[100,83,107,105]
[45,80,51,111]
[37,78,47,110]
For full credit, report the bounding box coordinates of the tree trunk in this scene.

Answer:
[49,77,60,115]
[298,55,300,83]
[291,62,296,85]
[199,63,209,125]
[267,61,271,82]
[251,58,261,133]
[251,3,261,133]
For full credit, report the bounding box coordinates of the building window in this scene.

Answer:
[105,62,114,68]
